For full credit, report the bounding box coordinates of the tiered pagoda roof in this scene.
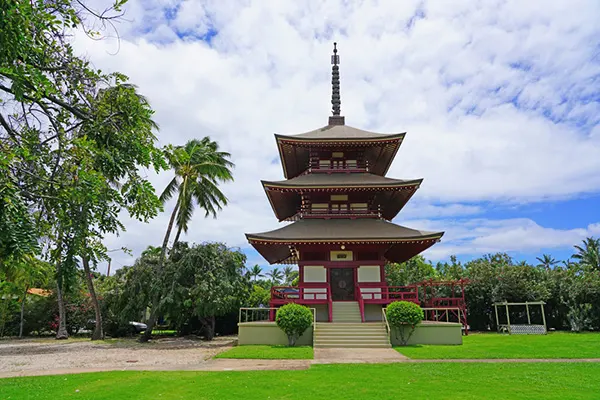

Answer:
[247,219,441,264]
[262,173,422,221]
[275,129,404,179]
[246,43,443,264]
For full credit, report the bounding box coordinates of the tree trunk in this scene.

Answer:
[139,201,180,343]
[82,256,104,340]
[55,281,69,339]
[202,316,216,341]
[19,286,28,338]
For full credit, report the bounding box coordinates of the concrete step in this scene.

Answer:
[316,323,386,329]
[315,332,387,338]
[315,337,388,342]
[316,329,386,334]
[314,343,391,348]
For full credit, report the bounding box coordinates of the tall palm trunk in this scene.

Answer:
[173,225,183,246]
[82,256,103,340]
[139,201,180,343]
[19,286,28,338]
[56,279,69,339]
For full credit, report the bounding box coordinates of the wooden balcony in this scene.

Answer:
[301,203,379,219]
[309,159,369,173]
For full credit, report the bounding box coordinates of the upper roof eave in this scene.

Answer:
[274,130,406,144]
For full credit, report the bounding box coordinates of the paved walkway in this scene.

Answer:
[313,348,407,364]
[3,349,600,378]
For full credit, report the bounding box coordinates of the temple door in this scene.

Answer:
[330,268,355,301]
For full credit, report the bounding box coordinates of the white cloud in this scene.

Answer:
[72,0,600,272]
[413,218,600,261]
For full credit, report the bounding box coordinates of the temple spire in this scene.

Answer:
[329,42,345,126]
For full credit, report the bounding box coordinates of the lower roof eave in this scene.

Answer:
[245,232,444,265]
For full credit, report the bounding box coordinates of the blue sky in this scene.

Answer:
[76,0,600,272]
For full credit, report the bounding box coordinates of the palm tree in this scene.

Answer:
[266,268,284,285]
[282,266,298,285]
[141,138,234,342]
[572,237,600,270]
[536,254,558,270]
[161,138,234,245]
[249,265,263,281]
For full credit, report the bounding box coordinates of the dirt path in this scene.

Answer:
[0,336,234,378]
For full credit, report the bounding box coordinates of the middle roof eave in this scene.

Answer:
[262,173,422,190]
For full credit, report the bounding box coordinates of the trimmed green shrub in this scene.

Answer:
[275,303,313,346]
[386,301,424,345]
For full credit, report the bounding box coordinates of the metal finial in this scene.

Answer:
[330,42,341,117]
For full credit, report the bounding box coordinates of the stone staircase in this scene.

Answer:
[331,301,362,322]
[313,302,391,348]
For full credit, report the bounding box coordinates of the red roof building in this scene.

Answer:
[246,43,444,323]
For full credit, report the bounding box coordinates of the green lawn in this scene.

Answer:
[397,332,600,359]
[215,345,313,359]
[2,363,600,399]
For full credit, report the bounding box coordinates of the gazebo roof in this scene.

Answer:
[275,129,404,179]
[262,173,422,221]
[246,219,443,264]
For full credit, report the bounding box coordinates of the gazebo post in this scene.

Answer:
[494,304,500,332]
[505,303,511,332]
[526,302,531,324]
[541,302,547,331]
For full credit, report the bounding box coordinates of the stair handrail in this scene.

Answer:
[355,284,366,322]
[310,307,317,347]
[381,307,391,345]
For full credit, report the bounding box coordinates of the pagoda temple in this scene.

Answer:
[245,43,445,326]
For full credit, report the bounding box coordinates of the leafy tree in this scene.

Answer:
[435,255,464,280]
[572,237,600,271]
[162,242,250,340]
[13,259,53,338]
[275,303,313,346]
[386,255,437,286]
[141,138,234,342]
[1,0,165,340]
[247,285,271,308]
[386,301,424,345]
[266,268,284,285]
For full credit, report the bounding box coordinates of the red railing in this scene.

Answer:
[270,283,332,321]
[355,284,419,321]
[358,284,419,303]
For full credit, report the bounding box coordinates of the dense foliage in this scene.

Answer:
[386,301,424,345]
[276,303,313,346]
[99,242,249,339]
[1,0,167,340]
[387,248,600,332]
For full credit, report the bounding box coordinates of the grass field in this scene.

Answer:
[2,363,599,399]
[215,345,313,359]
[397,332,600,359]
